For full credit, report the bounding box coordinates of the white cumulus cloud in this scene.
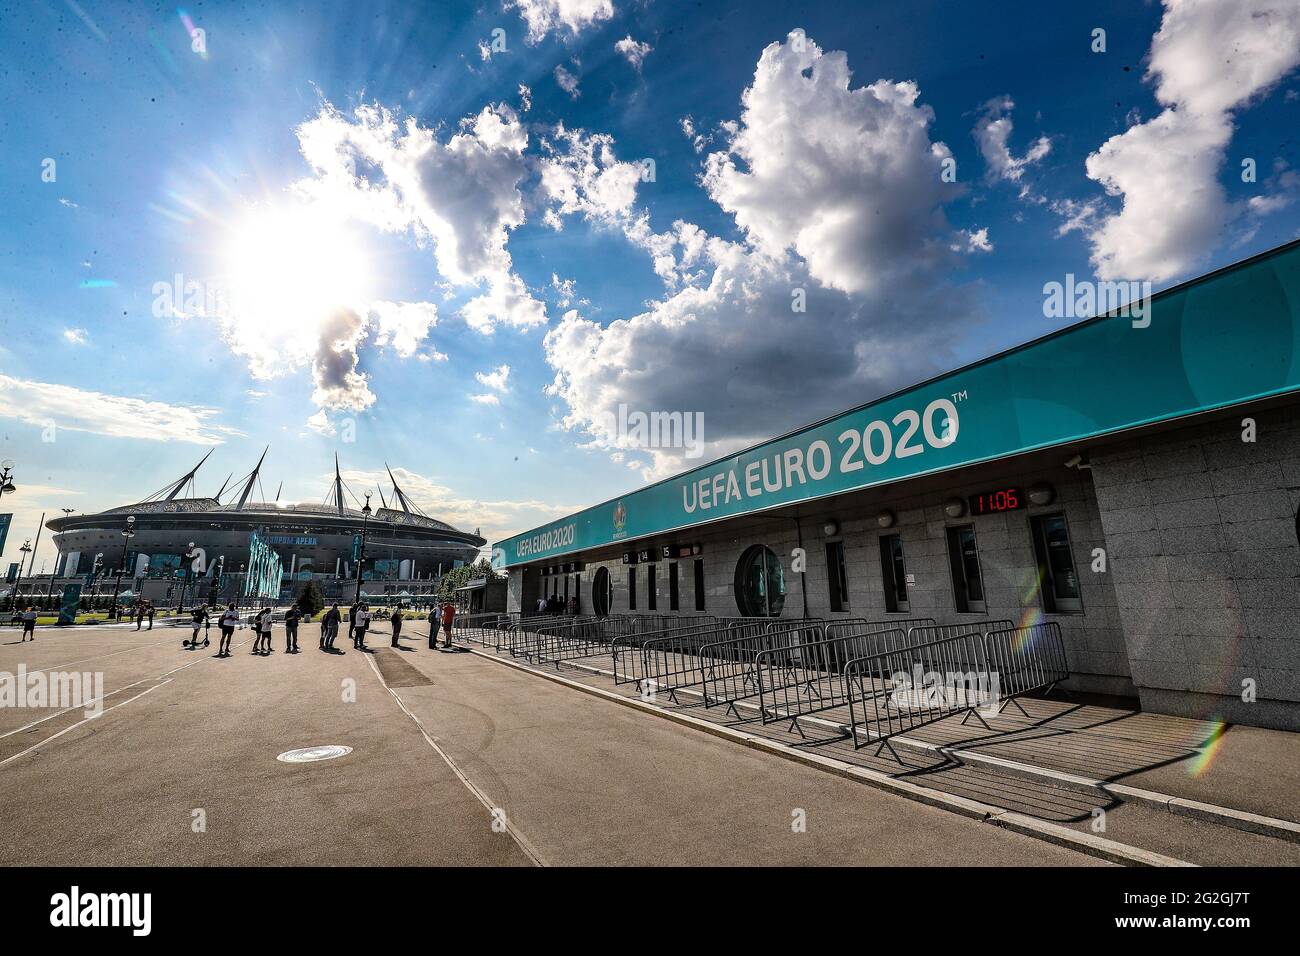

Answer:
[554,63,581,98]
[615,35,652,70]
[1081,0,1300,282]
[474,364,512,392]
[509,0,614,43]
[973,96,1051,197]
[0,375,240,444]
[294,100,546,331]
[542,30,983,477]
[701,32,968,296]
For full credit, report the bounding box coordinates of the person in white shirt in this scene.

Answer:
[20,606,37,642]
[353,604,371,650]
[218,603,239,657]
[253,607,273,655]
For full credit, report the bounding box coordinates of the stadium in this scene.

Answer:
[43,451,484,602]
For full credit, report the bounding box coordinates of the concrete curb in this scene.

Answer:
[876,732,1300,846]
[1107,784,1300,845]
[470,648,1190,867]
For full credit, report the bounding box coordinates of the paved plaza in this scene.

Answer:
[2,620,1297,867]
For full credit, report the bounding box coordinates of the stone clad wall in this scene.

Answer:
[1090,407,1300,729]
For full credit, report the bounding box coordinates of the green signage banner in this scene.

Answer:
[58,583,82,626]
[495,241,1300,568]
[0,513,11,556]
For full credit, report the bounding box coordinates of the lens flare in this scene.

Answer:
[1187,718,1228,776]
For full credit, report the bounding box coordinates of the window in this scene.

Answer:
[647,564,657,611]
[693,559,705,611]
[946,525,986,613]
[879,534,909,613]
[1031,514,1082,613]
[592,567,612,616]
[628,566,637,611]
[669,562,680,611]
[734,545,786,617]
[825,541,850,612]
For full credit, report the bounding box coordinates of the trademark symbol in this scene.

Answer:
[951,390,968,403]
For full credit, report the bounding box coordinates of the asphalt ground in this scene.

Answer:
[0,622,1106,866]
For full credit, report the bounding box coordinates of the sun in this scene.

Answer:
[219,203,375,334]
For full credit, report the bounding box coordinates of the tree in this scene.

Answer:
[296,579,325,617]
[435,558,498,602]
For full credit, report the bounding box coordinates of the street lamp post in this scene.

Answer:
[12,539,32,612]
[178,541,199,614]
[352,494,372,605]
[0,465,15,611]
[110,516,136,620]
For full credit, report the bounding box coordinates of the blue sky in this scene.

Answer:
[2,0,1299,569]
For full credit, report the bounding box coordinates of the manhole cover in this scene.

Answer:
[277,745,352,763]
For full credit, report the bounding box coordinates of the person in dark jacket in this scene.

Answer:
[389,604,403,648]
[284,605,301,653]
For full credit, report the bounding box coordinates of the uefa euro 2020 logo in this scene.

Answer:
[613,500,627,533]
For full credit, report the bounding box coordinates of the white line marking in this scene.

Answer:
[8,635,179,673]
[363,652,546,867]
[0,636,252,746]
[0,680,173,767]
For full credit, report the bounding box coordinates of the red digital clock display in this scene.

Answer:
[968,487,1025,515]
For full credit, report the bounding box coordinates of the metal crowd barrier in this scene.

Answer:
[508,613,666,662]
[611,618,721,686]
[627,620,763,701]
[700,622,826,716]
[532,615,654,666]
[509,615,593,660]
[450,612,518,646]
[823,618,936,660]
[983,622,1069,716]
[845,632,992,760]
[755,626,906,735]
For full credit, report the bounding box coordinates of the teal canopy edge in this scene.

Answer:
[495,240,1300,568]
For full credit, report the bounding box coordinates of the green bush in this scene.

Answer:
[296,580,325,617]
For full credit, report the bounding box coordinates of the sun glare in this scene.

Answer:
[220,204,374,331]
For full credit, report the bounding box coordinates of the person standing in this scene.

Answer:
[135,603,145,631]
[20,606,36,642]
[146,602,155,631]
[285,605,301,653]
[189,606,206,646]
[428,602,440,650]
[252,607,270,655]
[389,603,403,648]
[218,603,239,657]
[440,601,456,649]
[321,603,341,651]
[348,601,360,645]
[353,604,370,650]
